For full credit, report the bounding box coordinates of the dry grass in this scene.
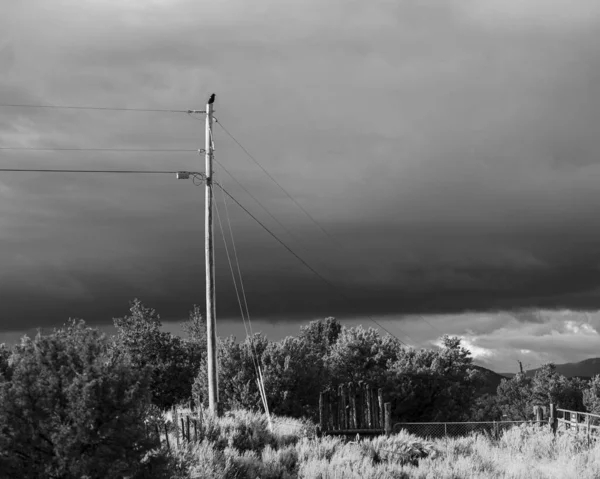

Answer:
[156,409,600,478]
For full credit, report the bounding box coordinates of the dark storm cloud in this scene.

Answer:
[3,0,600,339]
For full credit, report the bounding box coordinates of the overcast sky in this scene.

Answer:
[2,0,600,373]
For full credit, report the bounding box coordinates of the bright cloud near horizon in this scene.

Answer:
[2,0,600,373]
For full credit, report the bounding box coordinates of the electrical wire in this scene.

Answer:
[0,168,181,174]
[215,119,340,243]
[213,159,341,281]
[0,147,200,152]
[214,181,411,347]
[213,119,435,341]
[0,104,196,113]
[214,175,271,423]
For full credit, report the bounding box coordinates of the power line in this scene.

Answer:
[215,119,339,242]
[0,168,180,174]
[0,104,197,113]
[214,120,432,341]
[214,181,411,347]
[0,165,413,345]
[213,159,341,279]
[0,147,200,152]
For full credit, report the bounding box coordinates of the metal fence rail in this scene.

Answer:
[393,420,537,439]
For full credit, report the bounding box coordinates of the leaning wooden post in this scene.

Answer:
[549,404,557,436]
[181,418,186,442]
[164,423,170,450]
[384,402,392,436]
[174,408,180,447]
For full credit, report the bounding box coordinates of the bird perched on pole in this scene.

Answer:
[208,93,216,104]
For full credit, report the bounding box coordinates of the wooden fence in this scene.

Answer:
[318,382,391,436]
[147,406,204,450]
[549,404,600,444]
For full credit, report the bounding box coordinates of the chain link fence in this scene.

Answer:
[394,421,539,439]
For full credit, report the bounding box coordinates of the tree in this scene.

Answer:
[583,375,600,414]
[299,317,341,353]
[113,299,202,409]
[0,343,10,382]
[327,326,402,386]
[496,373,533,420]
[260,336,325,419]
[193,333,269,412]
[387,335,481,422]
[0,320,157,479]
[469,394,504,421]
[530,363,584,412]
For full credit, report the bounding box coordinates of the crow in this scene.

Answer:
[208,93,216,104]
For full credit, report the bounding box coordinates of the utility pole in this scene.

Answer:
[205,93,218,415]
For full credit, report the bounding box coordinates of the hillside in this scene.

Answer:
[499,358,600,379]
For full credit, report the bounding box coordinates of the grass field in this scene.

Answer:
[154,408,600,478]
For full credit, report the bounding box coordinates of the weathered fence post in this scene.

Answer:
[181,418,186,442]
[334,390,341,431]
[365,384,372,429]
[187,416,191,443]
[194,418,198,442]
[534,405,543,425]
[319,392,325,433]
[349,383,357,429]
[340,384,347,430]
[174,408,180,447]
[549,404,557,436]
[356,381,364,429]
[164,423,170,450]
[378,388,384,431]
[384,402,392,436]
[587,415,591,447]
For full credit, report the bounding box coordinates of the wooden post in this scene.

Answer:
[187,416,191,442]
[328,391,334,431]
[164,423,170,450]
[587,415,591,447]
[356,382,364,429]
[174,409,180,447]
[319,392,325,432]
[549,404,557,436]
[378,388,384,431]
[384,402,392,436]
[181,418,186,442]
[194,419,198,442]
[534,406,543,425]
[339,384,347,430]
[205,93,219,416]
[365,384,372,429]
[349,383,357,429]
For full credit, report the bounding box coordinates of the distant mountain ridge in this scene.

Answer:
[499,358,600,379]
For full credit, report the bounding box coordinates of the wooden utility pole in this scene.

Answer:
[205,93,218,415]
